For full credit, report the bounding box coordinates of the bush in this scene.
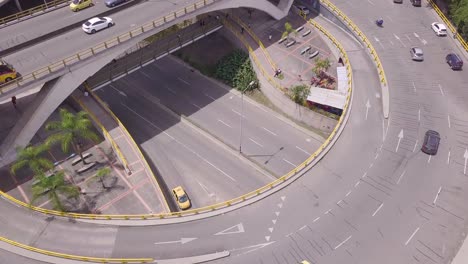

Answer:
[214,50,258,91]
[289,84,310,105]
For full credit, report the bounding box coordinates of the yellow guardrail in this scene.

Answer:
[426,0,468,52]
[0,11,351,220]
[72,95,131,174]
[321,0,386,86]
[0,236,153,263]
[0,0,219,95]
[0,0,70,27]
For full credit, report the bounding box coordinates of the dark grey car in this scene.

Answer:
[105,0,126,7]
[421,130,440,155]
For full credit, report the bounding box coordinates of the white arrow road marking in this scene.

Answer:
[365,99,371,120]
[215,223,245,236]
[464,149,468,175]
[272,219,277,224]
[281,196,286,201]
[154,237,197,245]
[275,212,280,216]
[396,129,404,153]
[268,228,274,233]
[197,180,215,197]
[265,236,271,242]
[394,33,406,47]
[277,203,283,209]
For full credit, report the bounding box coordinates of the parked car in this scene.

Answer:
[410,47,424,61]
[69,0,93,12]
[172,186,191,210]
[105,0,127,7]
[421,130,440,155]
[446,53,463,70]
[393,0,403,3]
[82,17,114,34]
[411,0,421,6]
[0,64,18,84]
[293,5,310,15]
[431,22,447,36]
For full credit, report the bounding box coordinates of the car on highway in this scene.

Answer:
[431,22,447,36]
[172,186,191,210]
[82,17,114,34]
[0,64,18,84]
[300,261,311,264]
[70,0,93,12]
[105,0,127,7]
[393,0,403,3]
[411,0,421,6]
[410,47,424,61]
[446,53,463,70]
[421,130,440,155]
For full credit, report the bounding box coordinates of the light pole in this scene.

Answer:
[239,81,255,154]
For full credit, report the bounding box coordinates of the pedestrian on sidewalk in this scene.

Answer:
[338,57,344,66]
[274,68,282,77]
[11,96,16,109]
[241,26,244,34]
[298,74,302,81]
[269,35,272,41]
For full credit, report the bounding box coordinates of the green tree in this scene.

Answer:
[46,109,99,165]
[289,84,310,105]
[312,58,331,75]
[31,170,79,212]
[10,144,53,175]
[282,22,298,41]
[450,0,468,39]
[90,167,112,189]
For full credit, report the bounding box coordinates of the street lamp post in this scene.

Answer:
[239,81,255,154]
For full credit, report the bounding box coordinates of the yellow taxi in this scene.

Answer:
[172,186,191,210]
[300,261,311,264]
[0,64,18,84]
[70,0,93,12]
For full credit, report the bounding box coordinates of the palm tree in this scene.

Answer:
[31,170,80,212]
[312,58,332,75]
[46,108,99,165]
[90,167,111,189]
[282,22,298,41]
[10,144,53,175]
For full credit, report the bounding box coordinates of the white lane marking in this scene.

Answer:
[433,186,442,205]
[439,84,445,96]
[313,217,320,222]
[166,86,177,94]
[325,209,331,214]
[367,0,375,5]
[422,39,427,45]
[296,146,311,156]
[265,236,271,242]
[197,180,215,197]
[448,115,451,128]
[397,170,406,184]
[394,34,406,47]
[418,108,421,121]
[386,16,394,23]
[354,181,360,187]
[412,82,417,93]
[283,158,297,167]
[262,127,277,136]
[382,119,386,141]
[299,225,307,231]
[396,129,404,153]
[369,163,374,168]
[372,203,384,217]
[345,190,352,197]
[414,32,420,38]
[428,155,432,164]
[191,103,201,109]
[335,235,352,250]
[268,228,274,233]
[218,119,232,128]
[362,172,368,178]
[405,34,411,41]
[389,40,394,45]
[374,36,384,49]
[178,77,190,85]
[464,149,468,175]
[214,223,245,235]
[249,138,264,148]
[123,104,237,182]
[405,227,420,246]
[204,93,216,100]
[109,84,127,97]
[447,150,451,164]
[337,200,343,205]
[375,153,379,159]
[413,139,418,153]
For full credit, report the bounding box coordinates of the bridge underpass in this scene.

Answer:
[0,0,294,165]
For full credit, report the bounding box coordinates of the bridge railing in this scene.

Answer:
[0,10,353,220]
[0,0,70,27]
[0,235,153,263]
[0,0,219,96]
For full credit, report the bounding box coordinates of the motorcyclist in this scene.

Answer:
[376,18,384,26]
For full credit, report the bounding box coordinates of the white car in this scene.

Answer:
[82,17,114,34]
[431,22,447,36]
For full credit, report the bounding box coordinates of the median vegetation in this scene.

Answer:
[214,49,259,92]
[441,0,468,40]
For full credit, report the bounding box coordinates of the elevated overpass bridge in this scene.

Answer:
[0,0,294,164]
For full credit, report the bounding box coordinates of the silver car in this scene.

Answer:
[410,47,424,61]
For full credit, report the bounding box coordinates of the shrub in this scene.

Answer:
[289,84,310,105]
[215,50,258,92]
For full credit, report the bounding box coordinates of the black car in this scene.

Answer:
[446,53,463,70]
[410,0,421,6]
[421,130,440,155]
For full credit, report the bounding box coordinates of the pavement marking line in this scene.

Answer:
[394,33,406,47]
[262,127,277,136]
[296,146,311,155]
[439,84,445,96]
[447,150,451,164]
[389,40,394,45]
[109,84,127,97]
[375,153,379,159]
[405,227,420,246]
[428,155,431,164]
[299,225,307,231]
[367,0,375,5]
[382,119,385,141]
[231,109,242,116]
[197,179,215,197]
[354,181,360,187]
[418,109,421,122]
[218,119,232,128]
[178,77,190,85]
[412,82,417,93]
[204,93,216,100]
[397,170,406,184]
[334,235,352,250]
[413,140,418,153]
[433,186,442,205]
[191,103,201,109]
[123,104,237,182]
[167,86,177,95]
[249,138,264,148]
[313,217,320,222]
[405,34,411,41]
[337,200,343,205]
[386,15,394,22]
[268,228,274,233]
[362,172,368,178]
[372,203,384,217]
[369,163,374,168]
[345,190,352,197]
[215,223,245,235]
[282,158,297,167]
[448,115,451,128]
[325,209,331,214]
